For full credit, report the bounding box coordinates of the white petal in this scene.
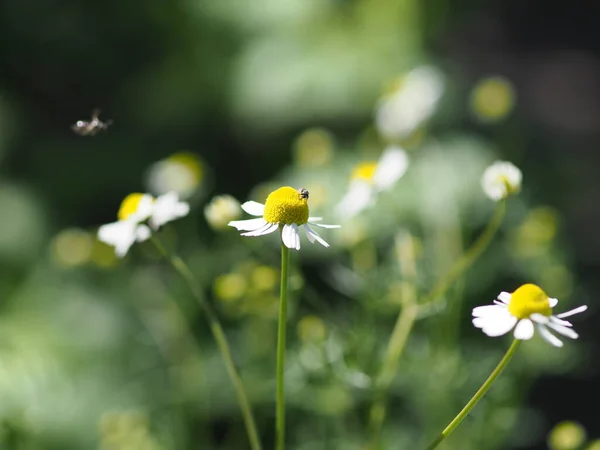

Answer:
[228,218,267,231]
[472,304,505,318]
[537,325,564,347]
[304,224,330,248]
[150,191,190,228]
[308,217,323,222]
[530,313,549,324]
[373,146,409,191]
[549,297,558,308]
[132,194,155,221]
[241,222,279,237]
[480,315,518,337]
[556,305,587,318]
[241,201,265,216]
[98,220,138,258]
[497,292,511,303]
[336,182,374,218]
[513,319,535,340]
[549,316,572,327]
[136,225,151,242]
[281,224,300,250]
[546,321,579,339]
[311,222,341,229]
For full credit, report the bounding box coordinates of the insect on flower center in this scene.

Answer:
[351,162,378,183]
[507,283,552,319]
[117,193,150,220]
[263,186,310,225]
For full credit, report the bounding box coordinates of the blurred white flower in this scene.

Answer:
[98,192,189,257]
[375,66,444,140]
[149,191,190,229]
[481,161,522,201]
[145,152,204,200]
[336,146,409,218]
[204,195,242,229]
[228,186,339,250]
[472,283,587,347]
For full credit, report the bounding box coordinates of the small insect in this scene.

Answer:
[71,109,112,136]
[298,188,309,200]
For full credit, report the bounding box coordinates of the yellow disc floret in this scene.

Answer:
[263,186,309,225]
[117,193,149,220]
[507,283,552,319]
[351,162,378,183]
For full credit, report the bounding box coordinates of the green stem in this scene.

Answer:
[420,199,506,306]
[368,201,506,448]
[276,243,290,450]
[151,237,262,450]
[426,339,521,450]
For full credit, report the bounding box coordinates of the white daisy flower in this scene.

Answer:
[228,186,340,251]
[336,145,409,218]
[98,192,190,257]
[481,161,522,201]
[472,283,587,347]
[204,195,242,230]
[145,152,204,200]
[375,66,444,140]
[97,193,154,258]
[149,191,190,229]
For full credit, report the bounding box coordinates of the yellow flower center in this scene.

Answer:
[263,186,309,225]
[507,283,552,319]
[117,193,149,220]
[351,162,378,183]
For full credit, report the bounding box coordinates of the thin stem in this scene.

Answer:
[368,234,418,448]
[368,201,506,448]
[151,237,262,450]
[420,199,506,306]
[426,339,521,450]
[276,243,290,450]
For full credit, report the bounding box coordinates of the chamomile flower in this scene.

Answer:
[98,191,189,257]
[472,283,587,347]
[97,193,154,258]
[204,195,242,229]
[336,146,409,218]
[375,66,444,140]
[228,186,340,250]
[481,161,522,201]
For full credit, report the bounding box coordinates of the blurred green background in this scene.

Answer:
[0,0,598,449]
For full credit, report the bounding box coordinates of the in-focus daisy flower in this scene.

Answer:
[98,192,189,257]
[204,195,242,230]
[145,152,204,200]
[481,161,522,201]
[472,283,587,347]
[375,66,444,140]
[228,186,340,250]
[336,145,409,218]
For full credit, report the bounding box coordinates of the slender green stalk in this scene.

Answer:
[420,199,506,306]
[368,234,418,448]
[368,201,506,448]
[426,339,521,450]
[276,243,290,450]
[151,237,262,450]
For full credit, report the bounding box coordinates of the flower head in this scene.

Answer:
[481,161,522,201]
[145,152,204,200]
[98,191,189,257]
[228,186,340,250]
[337,146,409,218]
[375,66,444,140]
[472,283,587,347]
[204,195,242,229]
